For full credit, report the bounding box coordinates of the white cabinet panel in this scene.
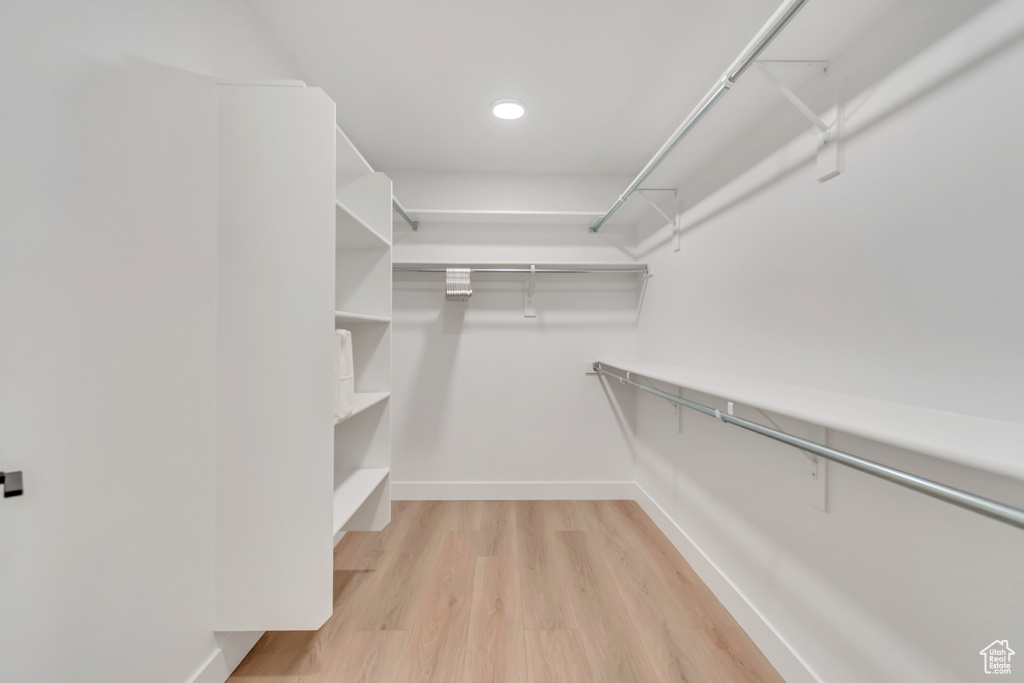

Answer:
[216,84,335,631]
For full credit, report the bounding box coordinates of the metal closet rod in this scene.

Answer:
[590,0,811,233]
[392,198,419,231]
[593,362,1024,532]
[393,265,649,274]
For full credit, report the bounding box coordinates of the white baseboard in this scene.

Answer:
[189,630,264,683]
[188,531,352,683]
[631,483,820,683]
[390,480,637,500]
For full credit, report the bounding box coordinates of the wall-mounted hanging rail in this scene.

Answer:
[593,362,1024,531]
[396,263,651,317]
[590,0,810,233]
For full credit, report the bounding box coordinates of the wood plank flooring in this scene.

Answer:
[229,500,784,683]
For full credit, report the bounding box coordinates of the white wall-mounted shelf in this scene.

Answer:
[333,467,390,535]
[393,260,646,270]
[598,358,1024,482]
[335,311,391,324]
[334,392,390,425]
[401,209,605,226]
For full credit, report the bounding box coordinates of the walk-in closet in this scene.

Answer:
[2,0,1023,682]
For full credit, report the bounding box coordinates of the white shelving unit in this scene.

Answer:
[332,468,391,535]
[333,129,393,542]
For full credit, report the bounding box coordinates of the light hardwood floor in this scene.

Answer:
[229,500,785,682]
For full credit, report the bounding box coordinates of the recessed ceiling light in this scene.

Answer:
[492,99,525,120]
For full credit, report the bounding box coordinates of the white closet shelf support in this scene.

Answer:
[754,60,841,182]
[334,392,390,425]
[332,467,390,535]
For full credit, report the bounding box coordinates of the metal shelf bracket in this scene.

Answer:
[755,60,841,182]
[637,188,683,252]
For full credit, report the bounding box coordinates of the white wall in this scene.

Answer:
[636,0,1024,421]
[0,2,295,682]
[631,2,1024,681]
[388,170,632,214]
[392,218,641,494]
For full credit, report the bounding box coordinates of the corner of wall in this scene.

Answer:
[630,483,821,683]
[188,631,264,683]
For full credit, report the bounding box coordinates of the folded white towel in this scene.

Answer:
[335,329,354,421]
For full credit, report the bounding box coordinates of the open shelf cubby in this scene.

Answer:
[333,468,390,536]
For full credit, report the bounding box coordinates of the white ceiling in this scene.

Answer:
[243,0,995,189]
[246,0,821,174]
